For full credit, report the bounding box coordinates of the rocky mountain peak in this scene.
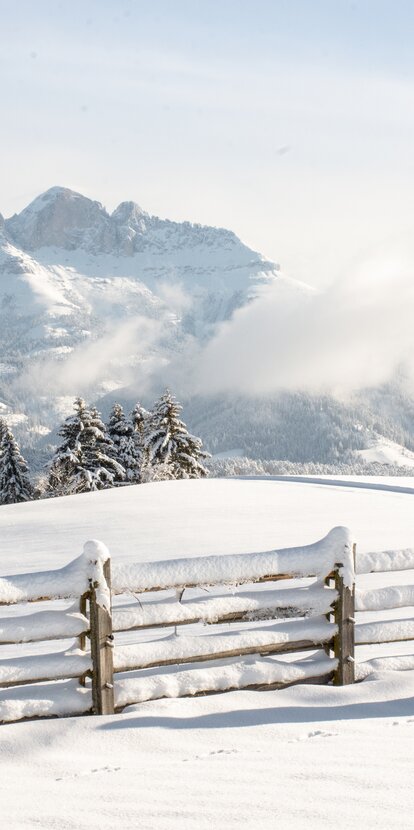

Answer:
[112,201,147,225]
[5,187,110,251]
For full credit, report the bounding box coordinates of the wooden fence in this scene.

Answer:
[0,530,355,722]
[0,530,412,724]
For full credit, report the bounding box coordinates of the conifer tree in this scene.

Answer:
[0,417,6,444]
[131,401,148,436]
[0,420,34,504]
[46,398,84,495]
[47,398,125,495]
[144,390,209,479]
[130,401,149,479]
[107,403,141,483]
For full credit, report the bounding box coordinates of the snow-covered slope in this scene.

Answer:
[0,476,413,573]
[357,436,414,468]
[0,477,414,829]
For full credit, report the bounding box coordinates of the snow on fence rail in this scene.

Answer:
[0,528,355,724]
[353,544,414,680]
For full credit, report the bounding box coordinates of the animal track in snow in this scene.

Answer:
[56,765,121,781]
[391,719,414,727]
[183,749,238,762]
[289,730,337,743]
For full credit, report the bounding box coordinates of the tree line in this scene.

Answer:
[0,390,209,505]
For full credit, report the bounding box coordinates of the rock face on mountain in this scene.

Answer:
[6,187,110,251]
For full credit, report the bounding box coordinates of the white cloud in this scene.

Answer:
[17,316,163,398]
[197,246,414,396]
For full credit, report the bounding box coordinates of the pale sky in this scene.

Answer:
[1,0,414,286]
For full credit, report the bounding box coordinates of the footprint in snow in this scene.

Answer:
[289,730,337,743]
[56,766,121,781]
[183,749,238,762]
[391,719,414,726]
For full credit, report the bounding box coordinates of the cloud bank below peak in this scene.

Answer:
[195,248,414,397]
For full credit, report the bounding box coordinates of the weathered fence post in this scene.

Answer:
[89,559,115,715]
[333,544,356,685]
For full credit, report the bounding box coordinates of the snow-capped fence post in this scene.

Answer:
[89,558,115,715]
[333,543,356,685]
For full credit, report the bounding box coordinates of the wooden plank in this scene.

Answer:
[0,572,309,606]
[111,572,311,596]
[89,559,114,715]
[0,670,91,689]
[355,583,414,612]
[114,670,335,709]
[0,625,89,646]
[333,547,355,685]
[356,617,414,645]
[250,671,335,692]
[112,605,310,633]
[114,639,333,674]
[1,671,334,724]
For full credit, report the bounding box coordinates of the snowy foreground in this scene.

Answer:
[1,477,414,829]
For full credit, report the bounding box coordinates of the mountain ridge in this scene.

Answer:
[4,186,252,258]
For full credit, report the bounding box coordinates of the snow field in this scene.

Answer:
[1,672,414,830]
[0,477,414,828]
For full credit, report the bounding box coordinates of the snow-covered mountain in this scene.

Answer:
[2,185,283,339]
[0,186,298,439]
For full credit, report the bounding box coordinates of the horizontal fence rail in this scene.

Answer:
[0,607,89,645]
[110,527,353,594]
[114,655,337,708]
[0,650,91,689]
[355,618,414,645]
[113,617,336,672]
[112,584,334,632]
[355,542,414,681]
[356,584,414,612]
[357,548,414,575]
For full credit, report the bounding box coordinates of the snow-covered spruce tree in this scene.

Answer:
[131,401,148,436]
[46,398,85,495]
[143,390,209,479]
[140,459,176,483]
[47,398,125,496]
[0,421,34,504]
[84,405,126,489]
[130,401,149,479]
[0,417,6,445]
[107,403,141,483]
